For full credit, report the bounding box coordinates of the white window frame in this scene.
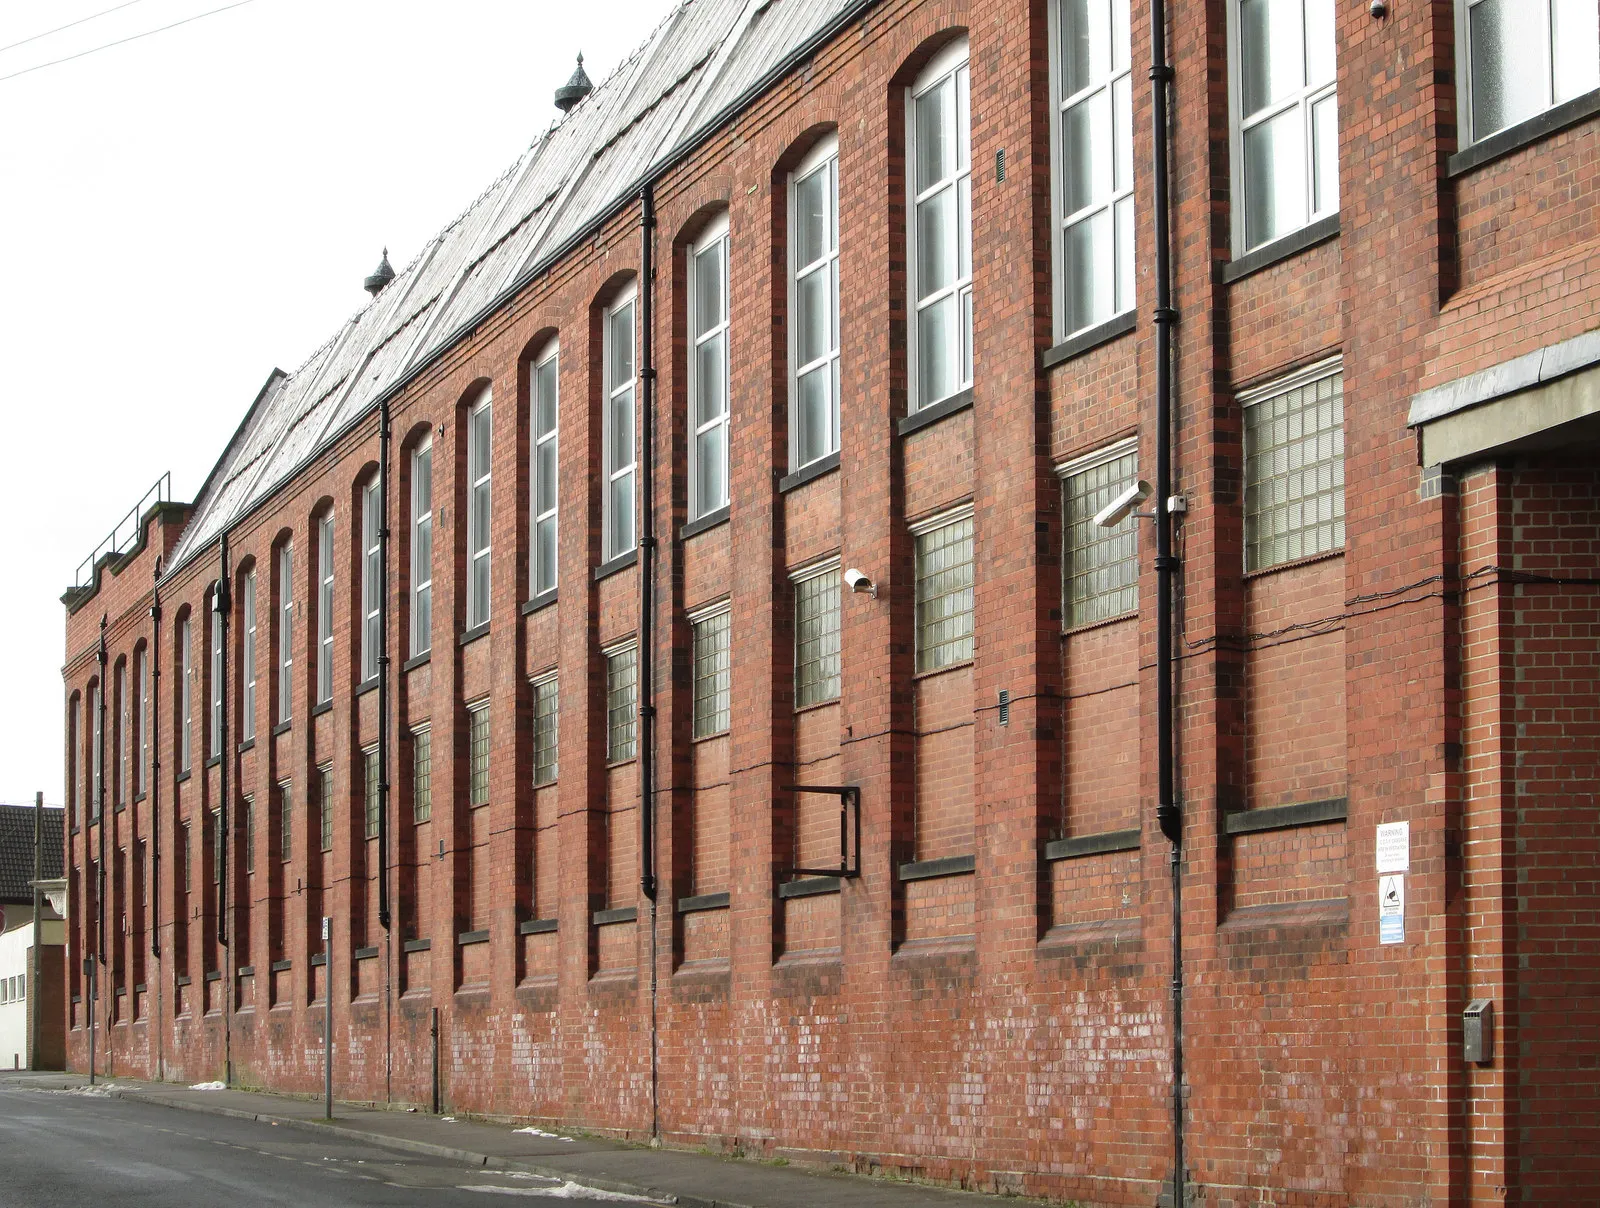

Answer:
[906,39,974,412]
[466,387,493,629]
[277,544,294,725]
[1456,0,1600,146]
[241,570,256,741]
[135,647,148,796]
[412,441,434,656]
[317,513,334,702]
[1227,0,1339,256]
[689,215,731,520]
[361,480,382,681]
[689,598,732,740]
[1049,0,1135,340]
[90,679,103,817]
[210,598,224,759]
[179,619,193,773]
[116,660,128,806]
[528,347,559,597]
[788,136,841,471]
[603,285,639,563]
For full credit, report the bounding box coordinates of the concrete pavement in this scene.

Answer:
[0,1072,1035,1208]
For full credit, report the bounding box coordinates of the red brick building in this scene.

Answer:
[59,0,1600,1202]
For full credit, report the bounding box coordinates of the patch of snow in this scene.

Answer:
[189,1081,227,1091]
[513,1127,571,1139]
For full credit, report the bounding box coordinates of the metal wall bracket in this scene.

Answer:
[781,785,861,880]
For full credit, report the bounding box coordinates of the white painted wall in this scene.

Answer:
[1,905,63,1069]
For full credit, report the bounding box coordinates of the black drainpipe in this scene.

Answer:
[150,558,164,1081]
[378,397,394,1104]
[1148,0,1185,1201]
[216,538,233,1085]
[637,181,660,1142]
[95,615,108,1081]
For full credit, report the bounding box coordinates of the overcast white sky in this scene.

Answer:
[0,0,672,807]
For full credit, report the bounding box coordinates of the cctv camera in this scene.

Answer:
[1093,479,1154,529]
[843,568,876,598]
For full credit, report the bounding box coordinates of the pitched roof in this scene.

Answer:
[165,0,867,578]
[0,803,64,902]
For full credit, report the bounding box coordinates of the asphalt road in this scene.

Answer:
[0,1086,656,1206]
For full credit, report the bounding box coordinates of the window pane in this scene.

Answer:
[917,293,957,405]
[1240,0,1305,116]
[413,731,431,824]
[794,165,829,266]
[1243,105,1306,248]
[1554,0,1600,103]
[796,269,830,367]
[1470,0,1547,137]
[415,514,432,581]
[794,568,842,707]
[962,288,973,388]
[796,367,831,467]
[1304,0,1335,87]
[1112,0,1131,71]
[1060,0,1111,97]
[415,449,432,514]
[1064,449,1140,627]
[610,470,635,555]
[692,611,731,739]
[915,517,976,672]
[472,403,491,472]
[471,554,489,625]
[1312,93,1339,216]
[1244,367,1345,570]
[610,385,634,471]
[694,241,724,338]
[415,584,431,652]
[915,76,952,193]
[916,186,955,297]
[471,481,491,556]
[536,360,558,436]
[535,519,557,595]
[695,331,726,425]
[1064,208,1113,334]
[536,441,558,514]
[609,302,634,384]
[1115,195,1135,313]
[1113,73,1133,192]
[696,425,726,516]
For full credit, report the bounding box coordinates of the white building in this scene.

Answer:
[0,803,64,1070]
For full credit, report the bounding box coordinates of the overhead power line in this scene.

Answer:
[0,0,148,56]
[0,0,256,85]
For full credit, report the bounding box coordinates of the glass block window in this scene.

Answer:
[277,781,292,862]
[1243,360,1345,571]
[1461,0,1600,143]
[412,728,432,823]
[363,745,381,840]
[691,606,731,739]
[914,510,976,673]
[793,563,841,708]
[318,765,333,853]
[1062,442,1140,627]
[181,823,191,893]
[212,809,223,885]
[531,677,558,787]
[605,645,638,764]
[1232,0,1338,252]
[468,700,490,806]
[241,796,254,874]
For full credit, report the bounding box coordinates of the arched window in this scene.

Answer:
[688,215,730,520]
[603,285,638,562]
[788,135,840,471]
[361,480,383,680]
[412,438,434,655]
[466,386,494,628]
[528,342,558,598]
[906,39,973,411]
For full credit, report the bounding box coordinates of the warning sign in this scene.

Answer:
[1379,874,1405,944]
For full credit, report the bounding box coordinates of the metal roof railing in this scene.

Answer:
[73,472,172,589]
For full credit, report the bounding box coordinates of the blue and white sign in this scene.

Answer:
[1379,873,1405,944]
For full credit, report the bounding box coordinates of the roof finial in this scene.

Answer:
[555,52,593,113]
[363,248,395,297]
